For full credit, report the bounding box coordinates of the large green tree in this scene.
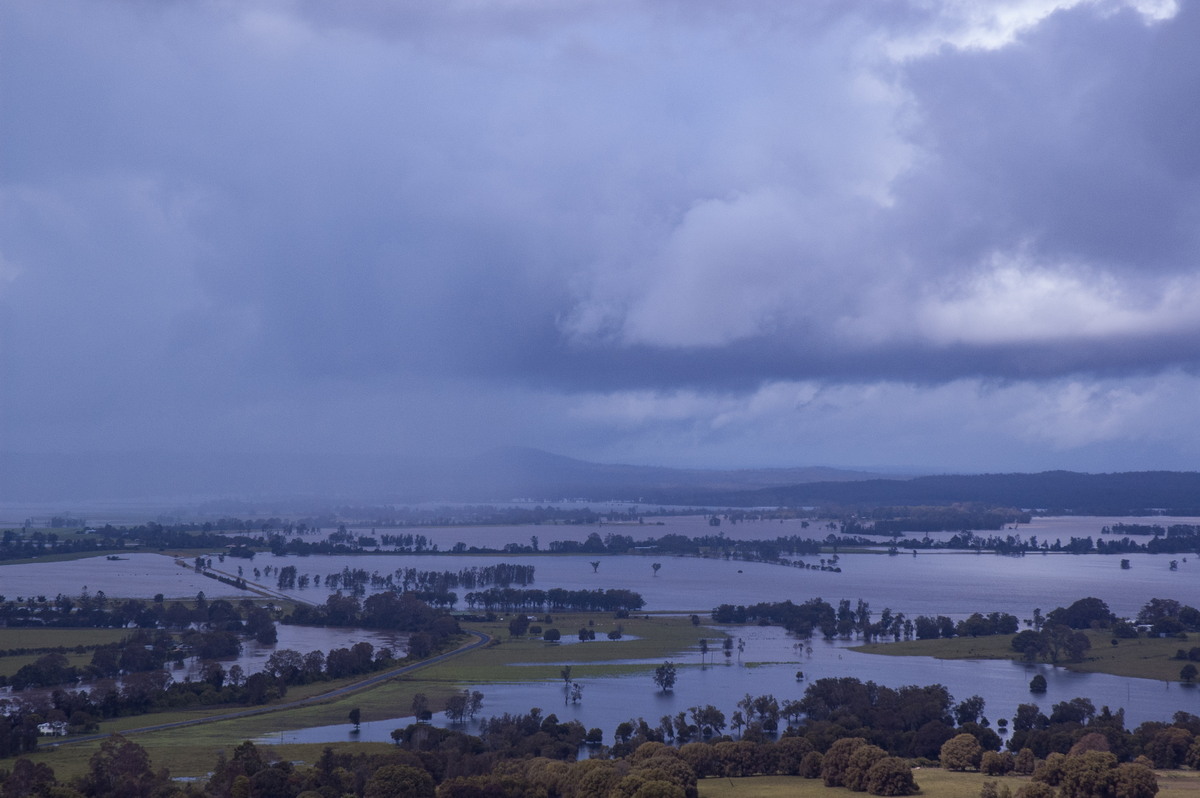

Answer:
[821,737,867,787]
[865,756,919,796]
[653,662,677,693]
[940,733,983,771]
[363,765,434,798]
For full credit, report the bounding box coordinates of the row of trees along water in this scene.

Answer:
[712,595,1200,672]
[270,563,535,594]
[3,664,1194,797]
[13,516,1200,573]
[0,592,275,637]
[711,597,1018,644]
[5,675,1188,798]
[262,526,1200,559]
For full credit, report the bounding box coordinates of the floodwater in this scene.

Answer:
[0,552,259,600]
[271,514,1200,549]
[256,548,1196,620]
[4,517,1200,745]
[178,624,410,682]
[3,527,1197,621]
[261,623,1199,746]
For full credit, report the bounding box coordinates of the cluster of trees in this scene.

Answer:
[543,530,823,561]
[943,732,1159,798]
[377,532,434,550]
[1010,627,1092,665]
[712,595,1127,655]
[16,675,1200,798]
[389,712,919,796]
[1103,522,1200,546]
[0,713,38,759]
[4,629,175,691]
[345,503,604,528]
[0,592,269,636]
[844,504,1031,535]
[22,640,404,739]
[618,693,828,744]
[0,525,261,562]
[1006,597,1139,665]
[1137,598,1200,636]
[797,527,1200,556]
[918,612,1020,639]
[442,691,486,725]
[0,590,460,735]
[458,588,645,613]
[0,596,278,692]
[712,597,1015,643]
[285,592,460,658]
[311,564,537,596]
[792,677,992,759]
[712,598,853,639]
[818,737,918,794]
[262,535,407,558]
[0,591,157,629]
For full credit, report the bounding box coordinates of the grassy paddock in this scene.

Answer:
[0,549,135,566]
[0,652,97,679]
[854,630,1200,683]
[436,613,721,682]
[0,628,137,678]
[0,628,132,650]
[697,769,1200,797]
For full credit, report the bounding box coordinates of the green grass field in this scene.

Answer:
[0,627,132,650]
[0,628,136,677]
[853,629,1200,683]
[697,769,1200,797]
[439,613,721,681]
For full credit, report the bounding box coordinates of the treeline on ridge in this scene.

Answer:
[647,470,1200,514]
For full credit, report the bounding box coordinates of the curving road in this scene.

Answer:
[44,629,492,749]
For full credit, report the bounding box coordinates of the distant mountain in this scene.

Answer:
[4,450,1195,515]
[0,448,889,507]
[452,447,889,502]
[689,470,1200,514]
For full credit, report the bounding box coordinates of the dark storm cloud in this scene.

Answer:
[1,0,1198,473]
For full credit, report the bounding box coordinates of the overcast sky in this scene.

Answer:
[2,0,1199,476]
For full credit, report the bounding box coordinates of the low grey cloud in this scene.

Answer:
[1,0,1198,478]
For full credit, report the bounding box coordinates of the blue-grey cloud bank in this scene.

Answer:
[2,0,1199,475]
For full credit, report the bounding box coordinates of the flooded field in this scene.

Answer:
[262,623,1199,746]
[250,548,1196,620]
[3,525,1197,620]
[0,552,259,600]
[4,516,1198,747]
[201,513,1200,549]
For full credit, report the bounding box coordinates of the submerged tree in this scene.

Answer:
[654,661,677,692]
